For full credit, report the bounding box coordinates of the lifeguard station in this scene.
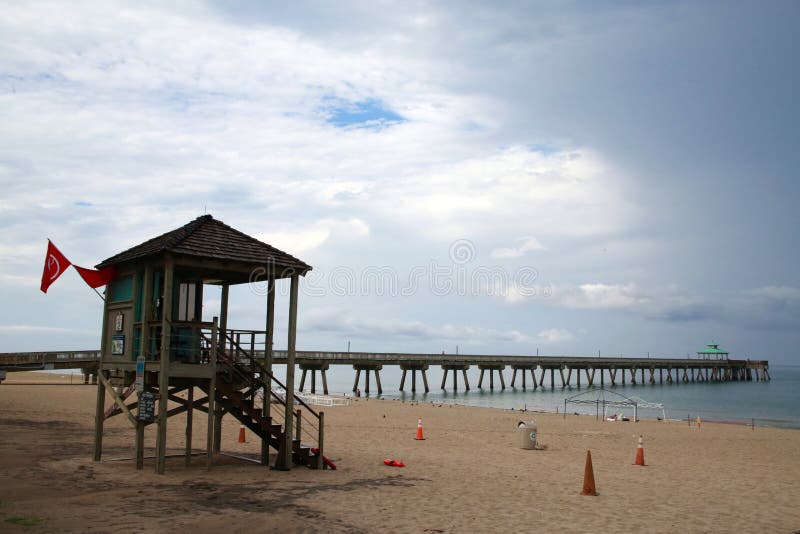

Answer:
[92,215,327,473]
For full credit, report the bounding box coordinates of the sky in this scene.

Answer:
[1,1,798,363]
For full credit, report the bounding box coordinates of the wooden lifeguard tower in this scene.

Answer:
[92,215,326,473]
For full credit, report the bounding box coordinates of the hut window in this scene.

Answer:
[177,283,197,321]
[109,275,133,303]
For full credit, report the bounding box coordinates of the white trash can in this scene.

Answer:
[517,420,537,449]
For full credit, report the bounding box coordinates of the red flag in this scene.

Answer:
[73,264,117,289]
[41,240,72,293]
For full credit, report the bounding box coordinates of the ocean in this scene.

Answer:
[44,363,800,429]
[281,363,800,429]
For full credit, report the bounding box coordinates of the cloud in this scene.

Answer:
[561,283,647,309]
[0,325,96,336]
[0,3,796,361]
[536,328,575,343]
[361,146,631,242]
[303,308,572,347]
[742,286,800,301]
[255,218,369,254]
[491,237,546,258]
[732,285,800,331]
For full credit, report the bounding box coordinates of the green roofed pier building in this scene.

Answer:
[697,343,729,360]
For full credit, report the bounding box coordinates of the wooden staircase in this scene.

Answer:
[210,333,327,469]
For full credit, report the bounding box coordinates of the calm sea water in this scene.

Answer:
[47,364,800,429]
[280,363,800,429]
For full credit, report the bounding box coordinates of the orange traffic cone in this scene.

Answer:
[238,425,246,444]
[581,450,598,496]
[415,418,425,440]
[633,435,646,466]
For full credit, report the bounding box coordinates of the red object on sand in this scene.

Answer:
[384,459,405,467]
[633,435,646,466]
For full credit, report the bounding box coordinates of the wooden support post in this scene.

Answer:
[364,367,370,395]
[600,369,605,387]
[135,265,152,470]
[208,317,217,469]
[93,286,111,462]
[452,368,458,391]
[375,369,383,394]
[649,367,655,384]
[498,368,504,390]
[440,368,447,390]
[299,369,307,392]
[264,277,275,421]
[135,418,145,470]
[539,368,546,387]
[422,369,430,393]
[156,257,174,475]
[412,369,418,392]
[185,386,193,467]
[213,405,222,453]
[489,369,494,390]
[550,367,555,388]
[219,284,229,356]
[321,369,329,394]
[630,368,636,385]
[353,369,361,393]
[93,369,108,462]
[641,368,645,384]
[399,369,407,391]
[478,368,485,388]
[317,412,325,470]
[587,368,595,387]
[276,274,299,471]
[511,368,517,388]
[610,368,616,386]
[565,368,572,387]
[462,369,470,391]
[576,368,580,388]
[311,369,317,393]
[659,367,663,384]
[559,368,566,388]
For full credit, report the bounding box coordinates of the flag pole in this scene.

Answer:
[91,287,105,302]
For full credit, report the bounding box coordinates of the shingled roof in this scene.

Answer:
[95,215,311,274]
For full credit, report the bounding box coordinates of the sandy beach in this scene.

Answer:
[1,372,799,533]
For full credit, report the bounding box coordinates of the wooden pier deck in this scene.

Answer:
[0,349,770,392]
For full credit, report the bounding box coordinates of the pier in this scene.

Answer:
[0,346,771,392]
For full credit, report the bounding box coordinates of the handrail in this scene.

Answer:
[211,330,322,420]
[215,330,324,466]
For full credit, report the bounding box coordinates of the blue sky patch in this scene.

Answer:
[322,97,405,128]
